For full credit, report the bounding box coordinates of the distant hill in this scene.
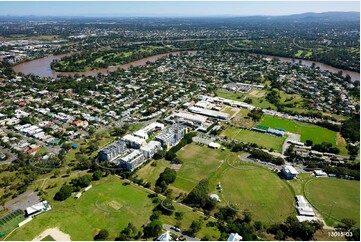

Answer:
[272,11,360,22]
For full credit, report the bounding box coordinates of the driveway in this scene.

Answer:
[282,132,301,155]
[163,224,200,241]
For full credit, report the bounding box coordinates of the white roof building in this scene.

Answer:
[227,233,243,241]
[25,201,51,216]
[157,231,171,241]
[209,142,221,149]
[314,170,328,177]
[296,195,315,217]
[174,111,208,125]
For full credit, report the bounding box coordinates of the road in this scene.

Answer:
[163,224,200,241]
[0,145,17,165]
[282,132,301,155]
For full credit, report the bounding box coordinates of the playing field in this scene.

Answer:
[259,116,337,145]
[169,143,295,224]
[304,178,360,227]
[0,209,26,235]
[211,164,295,224]
[216,89,245,101]
[221,126,285,151]
[135,160,171,189]
[169,144,239,194]
[7,180,154,240]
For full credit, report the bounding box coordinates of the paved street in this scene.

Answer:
[0,145,17,165]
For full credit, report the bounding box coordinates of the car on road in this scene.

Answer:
[170,226,181,232]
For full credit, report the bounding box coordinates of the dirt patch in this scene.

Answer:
[170,164,182,171]
[248,90,266,98]
[336,132,347,147]
[108,201,122,210]
[33,227,71,241]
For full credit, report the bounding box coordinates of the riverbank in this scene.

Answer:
[13,50,360,81]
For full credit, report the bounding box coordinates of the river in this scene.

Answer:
[12,51,198,78]
[257,54,360,81]
[13,51,360,81]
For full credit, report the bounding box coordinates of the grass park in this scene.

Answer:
[259,116,337,145]
[221,126,285,152]
[211,164,295,224]
[8,177,155,240]
[169,143,236,194]
[148,143,296,224]
[9,173,219,240]
[304,178,360,227]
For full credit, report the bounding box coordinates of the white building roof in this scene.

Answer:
[209,142,221,149]
[174,111,208,124]
[284,165,299,175]
[227,233,243,241]
[157,231,171,241]
[25,201,50,215]
[122,134,146,145]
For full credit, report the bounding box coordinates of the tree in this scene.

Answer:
[53,170,60,178]
[275,229,285,240]
[72,174,92,188]
[94,229,109,240]
[54,184,73,201]
[143,220,162,238]
[66,168,72,176]
[155,168,177,187]
[341,218,356,230]
[183,179,215,211]
[305,140,313,146]
[93,170,103,180]
[175,211,185,221]
[189,220,202,235]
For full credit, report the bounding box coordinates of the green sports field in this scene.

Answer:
[170,143,238,194]
[259,116,337,145]
[210,164,295,224]
[8,180,154,240]
[304,178,360,227]
[221,126,285,151]
[169,144,295,224]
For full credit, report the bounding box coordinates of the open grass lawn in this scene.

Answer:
[221,125,241,139]
[135,160,171,189]
[259,116,337,145]
[159,202,220,240]
[221,126,285,151]
[247,96,276,109]
[169,144,233,194]
[210,163,295,224]
[304,178,360,227]
[295,50,304,57]
[236,129,285,152]
[305,51,313,57]
[169,143,294,225]
[8,177,154,241]
[215,89,245,101]
[231,108,255,129]
[221,106,237,116]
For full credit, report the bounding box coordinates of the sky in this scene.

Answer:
[0,1,359,17]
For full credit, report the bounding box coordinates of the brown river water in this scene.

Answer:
[13,51,360,81]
